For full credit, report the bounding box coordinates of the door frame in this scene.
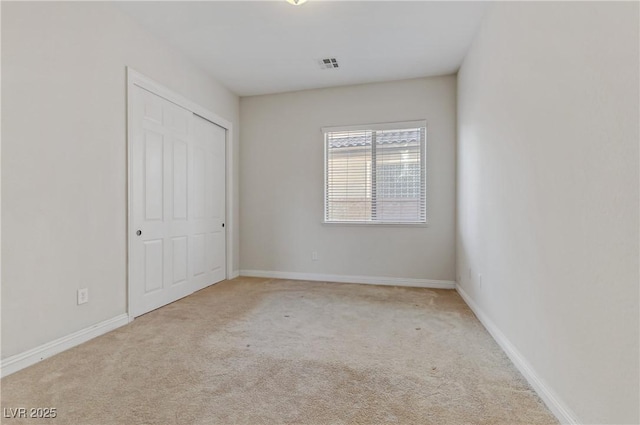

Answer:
[126,67,234,321]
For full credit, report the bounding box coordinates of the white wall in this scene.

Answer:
[240,77,456,282]
[457,3,639,424]
[1,2,240,359]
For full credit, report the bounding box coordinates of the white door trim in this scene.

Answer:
[126,67,234,320]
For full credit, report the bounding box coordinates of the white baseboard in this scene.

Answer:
[239,269,456,289]
[0,313,129,378]
[455,284,579,425]
[228,270,240,279]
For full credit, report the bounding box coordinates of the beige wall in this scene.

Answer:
[240,77,456,281]
[457,2,639,424]
[1,2,240,359]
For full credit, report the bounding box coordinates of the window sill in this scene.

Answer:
[322,220,429,227]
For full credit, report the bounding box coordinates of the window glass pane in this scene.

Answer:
[374,129,423,222]
[326,131,372,222]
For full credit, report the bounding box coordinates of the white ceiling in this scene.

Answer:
[118,1,488,97]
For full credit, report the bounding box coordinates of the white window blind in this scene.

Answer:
[324,121,426,224]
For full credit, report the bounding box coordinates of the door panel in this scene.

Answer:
[172,141,188,220]
[130,86,226,317]
[144,240,163,293]
[192,233,206,277]
[144,131,164,221]
[209,232,224,274]
[172,236,188,285]
[193,148,206,219]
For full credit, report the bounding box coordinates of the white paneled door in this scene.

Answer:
[130,86,226,317]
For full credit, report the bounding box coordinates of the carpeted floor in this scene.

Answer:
[1,277,557,424]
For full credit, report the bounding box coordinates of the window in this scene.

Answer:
[323,121,426,224]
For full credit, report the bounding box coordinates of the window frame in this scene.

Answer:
[322,120,428,226]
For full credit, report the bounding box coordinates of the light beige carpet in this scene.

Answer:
[1,277,557,424]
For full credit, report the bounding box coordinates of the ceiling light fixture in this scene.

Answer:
[286,0,308,5]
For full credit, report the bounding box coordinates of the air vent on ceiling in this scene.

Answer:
[318,58,339,70]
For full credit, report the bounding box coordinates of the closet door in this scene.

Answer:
[190,115,226,292]
[130,86,226,317]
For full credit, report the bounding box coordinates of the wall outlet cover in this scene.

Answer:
[77,288,89,305]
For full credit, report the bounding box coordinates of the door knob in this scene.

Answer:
[136,230,142,236]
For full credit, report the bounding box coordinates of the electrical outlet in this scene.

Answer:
[77,288,89,305]
[312,251,319,261]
